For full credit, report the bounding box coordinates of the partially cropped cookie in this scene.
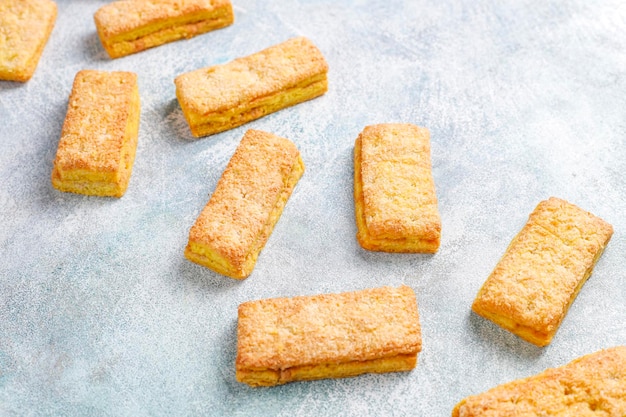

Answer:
[52,70,141,197]
[452,346,626,417]
[174,37,328,137]
[94,0,234,58]
[185,129,304,279]
[354,123,441,253]
[472,197,613,347]
[0,0,57,82]
[236,285,422,387]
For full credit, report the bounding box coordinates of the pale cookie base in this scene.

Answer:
[238,353,417,387]
[452,346,626,417]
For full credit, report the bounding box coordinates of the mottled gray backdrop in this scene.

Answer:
[1,1,625,416]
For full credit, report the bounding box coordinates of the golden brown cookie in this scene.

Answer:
[51,70,141,197]
[452,346,626,417]
[0,0,57,82]
[354,123,441,253]
[184,129,304,279]
[236,285,422,387]
[174,37,328,137]
[94,0,234,59]
[472,197,613,346]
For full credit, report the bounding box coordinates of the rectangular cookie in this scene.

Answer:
[0,0,57,82]
[94,0,234,59]
[452,346,626,417]
[174,37,328,137]
[354,123,441,253]
[184,129,304,279]
[236,285,422,387]
[51,70,141,197]
[472,197,613,347]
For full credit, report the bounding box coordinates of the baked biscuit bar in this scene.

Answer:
[0,0,57,82]
[452,346,626,417]
[174,37,328,137]
[236,285,422,387]
[94,0,234,59]
[472,197,613,347]
[354,123,441,253]
[185,129,304,279]
[52,70,141,197]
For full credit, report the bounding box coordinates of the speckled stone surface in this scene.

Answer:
[1,1,625,416]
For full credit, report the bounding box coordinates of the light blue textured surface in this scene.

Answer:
[1,1,626,415]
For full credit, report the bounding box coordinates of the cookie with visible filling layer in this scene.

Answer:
[174,37,328,137]
[472,197,613,347]
[94,0,234,58]
[0,0,57,82]
[184,129,304,279]
[354,123,441,253]
[52,70,141,197]
[236,285,422,387]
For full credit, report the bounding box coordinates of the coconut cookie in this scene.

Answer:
[174,37,328,137]
[472,197,613,346]
[0,0,57,82]
[94,0,234,58]
[236,285,422,387]
[184,129,304,279]
[52,70,141,197]
[452,346,626,417]
[354,123,441,253]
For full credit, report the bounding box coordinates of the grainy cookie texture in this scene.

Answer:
[472,197,613,346]
[51,70,141,197]
[94,0,234,58]
[236,285,422,387]
[0,0,57,82]
[354,123,441,253]
[184,129,304,279]
[174,36,328,137]
[452,346,626,417]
